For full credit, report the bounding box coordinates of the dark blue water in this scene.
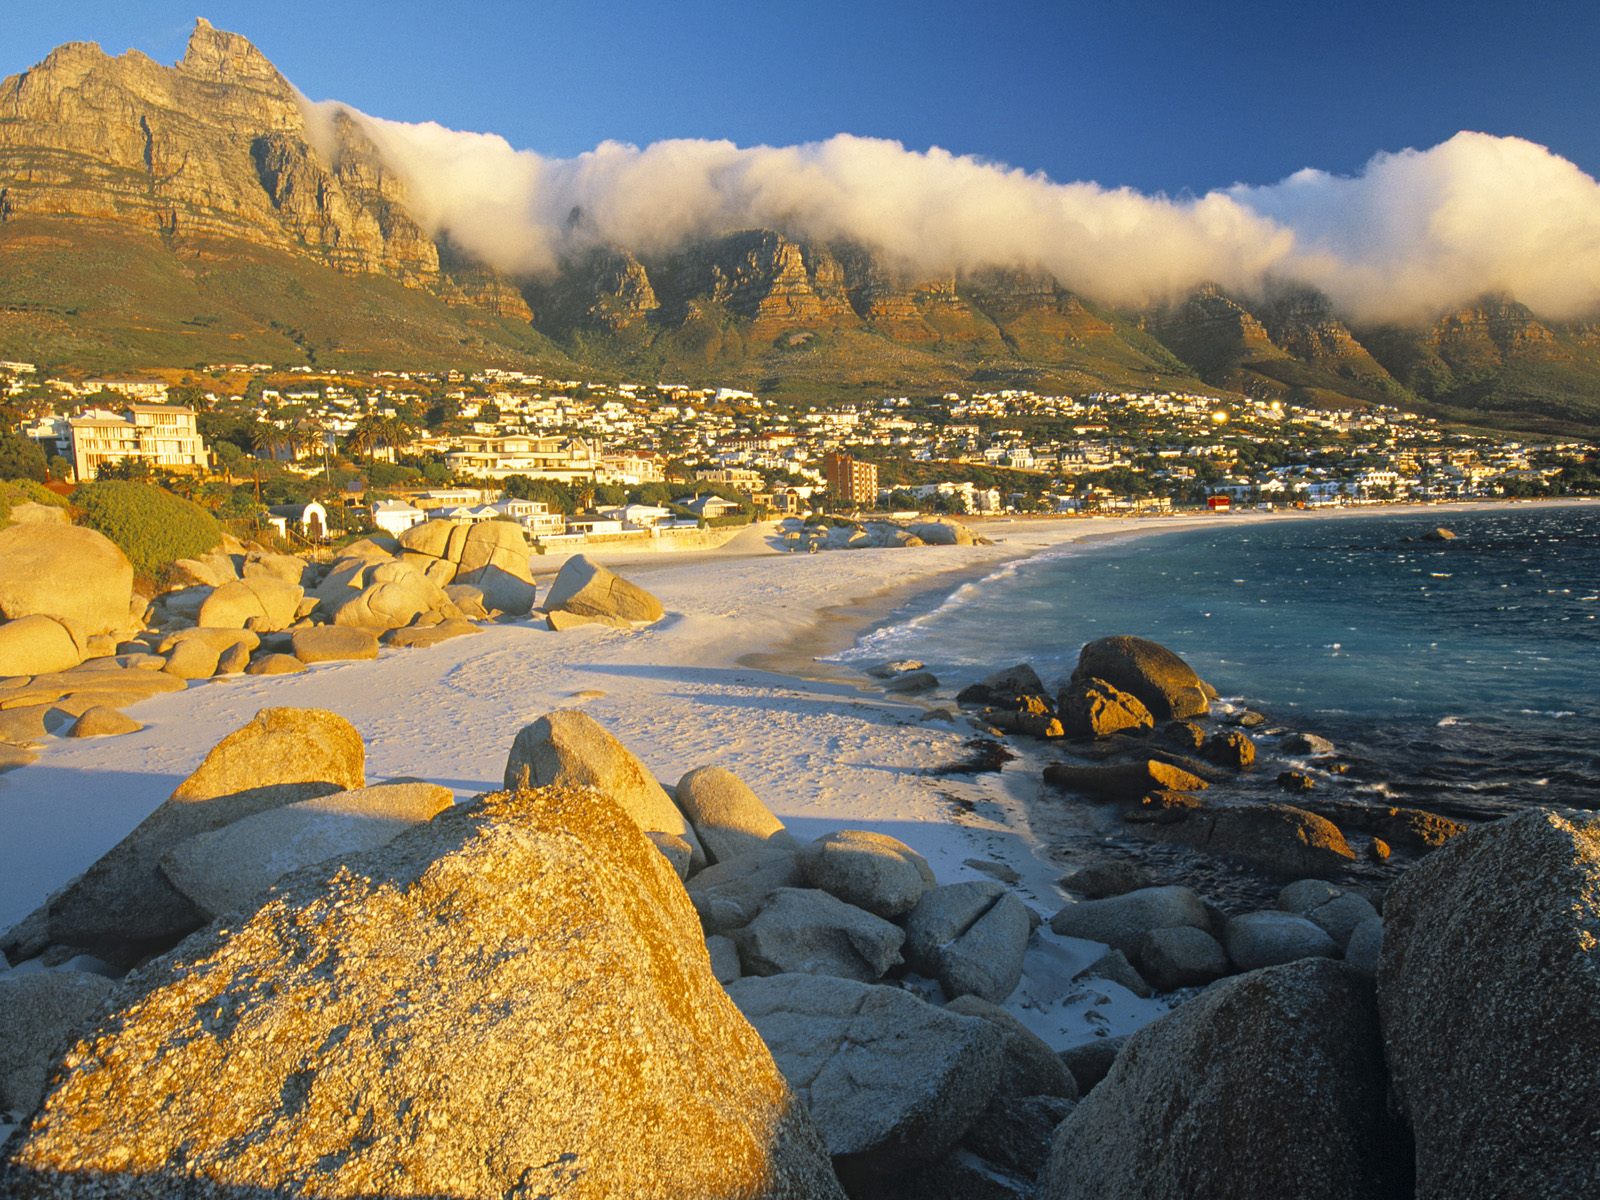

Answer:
[842,505,1600,820]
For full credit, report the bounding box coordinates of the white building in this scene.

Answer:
[68,405,210,481]
[370,499,426,537]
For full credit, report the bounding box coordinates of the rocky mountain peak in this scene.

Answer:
[178,17,286,90]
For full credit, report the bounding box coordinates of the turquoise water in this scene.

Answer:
[840,505,1600,819]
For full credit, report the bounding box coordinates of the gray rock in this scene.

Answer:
[1379,809,1600,1199]
[706,934,741,984]
[800,829,935,919]
[733,887,905,982]
[962,1093,1077,1181]
[1134,925,1230,991]
[1059,860,1154,899]
[676,765,793,864]
[504,709,705,868]
[727,972,1003,1189]
[1223,911,1339,971]
[1343,916,1383,978]
[1282,888,1379,949]
[685,846,805,934]
[1048,885,1210,955]
[1282,731,1336,756]
[0,970,115,1118]
[944,995,1078,1100]
[157,783,454,920]
[1058,1036,1125,1096]
[1040,960,1401,1200]
[47,708,365,963]
[7,788,844,1199]
[1075,949,1153,998]
[904,882,1031,1003]
[883,669,939,694]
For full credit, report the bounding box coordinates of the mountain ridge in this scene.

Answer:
[1,20,1597,434]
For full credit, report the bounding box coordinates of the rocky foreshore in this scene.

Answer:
[1,623,1597,1197]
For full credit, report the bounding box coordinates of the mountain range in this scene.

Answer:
[2,19,1598,435]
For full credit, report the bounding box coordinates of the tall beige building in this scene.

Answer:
[824,451,879,508]
[69,405,210,480]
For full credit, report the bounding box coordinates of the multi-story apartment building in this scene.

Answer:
[443,435,601,481]
[68,405,210,481]
[823,451,879,509]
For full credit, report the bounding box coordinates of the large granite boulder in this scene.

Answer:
[1166,804,1357,876]
[1068,636,1211,721]
[196,576,302,632]
[5,788,844,1199]
[728,973,1003,1190]
[0,615,81,677]
[799,829,935,919]
[677,765,793,863]
[1277,880,1379,949]
[734,887,906,982]
[943,995,1078,1100]
[454,521,536,615]
[0,970,116,1119]
[1040,959,1401,1200]
[1048,885,1210,956]
[47,708,366,962]
[330,561,448,632]
[1379,809,1600,1199]
[158,783,455,920]
[1223,911,1339,971]
[544,554,665,624]
[504,710,705,868]
[0,525,134,640]
[1134,925,1230,991]
[289,625,380,663]
[903,881,1030,1003]
[687,846,806,935]
[1059,676,1155,739]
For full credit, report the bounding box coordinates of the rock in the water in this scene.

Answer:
[734,887,905,981]
[1048,886,1210,955]
[1223,911,1339,971]
[1042,759,1207,802]
[1134,925,1230,991]
[728,972,1003,1189]
[1059,860,1153,899]
[47,708,365,961]
[1068,636,1210,721]
[1282,731,1336,756]
[676,765,792,863]
[944,995,1078,1101]
[1166,803,1357,876]
[1379,809,1600,1199]
[0,525,134,640]
[67,706,142,738]
[0,970,115,1118]
[1059,676,1154,739]
[800,829,935,919]
[955,664,1047,710]
[157,783,454,920]
[903,881,1031,1003]
[687,846,805,934]
[0,615,81,678]
[882,668,938,694]
[7,788,844,1199]
[503,710,705,867]
[1422,527,1457,541]
[1040,959,1400,1200]
[544,553,664,624]
[1202,729,1256,770]
[1058,1037,1125,1096]
[289,625,380,664]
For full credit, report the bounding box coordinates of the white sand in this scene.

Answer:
[2,500,1576,1047]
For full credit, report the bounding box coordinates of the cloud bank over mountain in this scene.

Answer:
[306,101,1600,324]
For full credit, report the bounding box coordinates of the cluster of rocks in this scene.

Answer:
[1,700,1596,1199]
[788,516,991,553]
[0,516,665,765]
[908,634,1466,879]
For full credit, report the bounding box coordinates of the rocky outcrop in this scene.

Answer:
[1048,885,1210,956]
[195,576,302,632]
[0,615,82,677]
[1059,677,1154,739]
[6,788,845,1198]
[1165,803,1357,876]
[1379,809,1600,1199]
[728,973,1003,1190]
[676,765,793,863]
[733,888,906,982]
[397,519,535,616]
[799,829,935,919]
[1068,636,1211,721]
[903,881,1030,1003]
[289,625,380,663]
[504,710,705,867]
[47,708,365,960]
[543,554,664,624]
[0,525,134,650]
[687,846,806,935]
[1042,960,1400,1200]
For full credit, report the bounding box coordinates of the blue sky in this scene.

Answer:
[4,1,1597,194]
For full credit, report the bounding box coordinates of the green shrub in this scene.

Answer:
[0,432,48,482]
[0,479,68,529]
[71,480,223,575]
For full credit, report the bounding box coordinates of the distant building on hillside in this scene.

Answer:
[824,452,879,509]
[267,501,329,542]
[370,498,427,537]
[68,405,209,481]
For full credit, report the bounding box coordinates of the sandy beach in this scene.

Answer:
[1,498,1584,1050]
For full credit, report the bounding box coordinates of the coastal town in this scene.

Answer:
[1,359,1594,550]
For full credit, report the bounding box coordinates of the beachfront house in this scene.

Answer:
[676,494,742,521]
[370,499,426,537]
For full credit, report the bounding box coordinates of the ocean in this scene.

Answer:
[839,503,1600,822]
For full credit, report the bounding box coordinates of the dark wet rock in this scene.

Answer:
[1058,1036,1125,1096]
[1164,804,1357,876]
[1282,731,1335,756]
[1134,925,1231,991]
[1202,729,1256,771]
[1068,636,1211,721]
[1043,760,1208,802]
[956,664,1047,710]
[1059,677,1153,739]
[1059,860,1154,899]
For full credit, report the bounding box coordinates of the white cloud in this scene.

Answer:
[305,100,1600,324]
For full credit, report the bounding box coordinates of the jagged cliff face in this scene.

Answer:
[0,19,437,283]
